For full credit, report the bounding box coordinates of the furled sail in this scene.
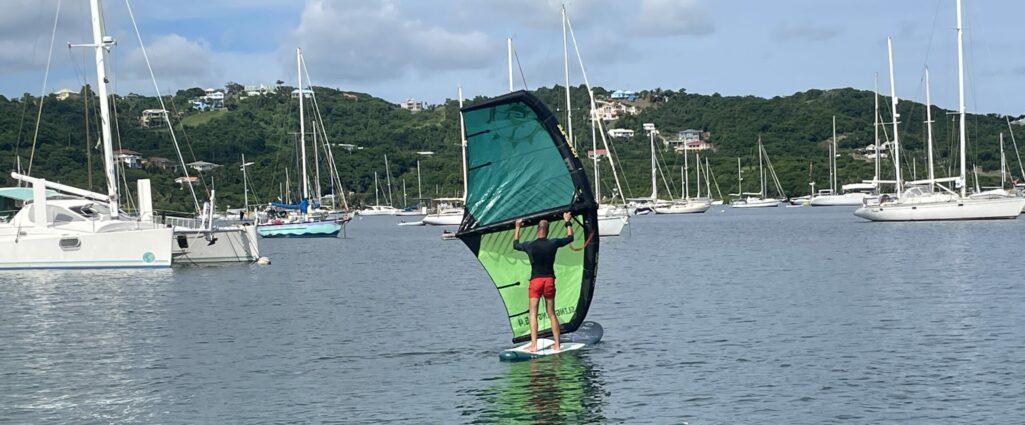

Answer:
[457,91,599,343]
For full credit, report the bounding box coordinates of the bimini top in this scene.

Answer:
[0,187,58,201]
[456,90,599,343]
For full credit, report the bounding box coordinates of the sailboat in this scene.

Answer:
[256,48,349,237]
[455,91,602,361]
[854,6,1025,221]
[360,166,401,216]
[0,0,172,269]
[731,137,784,208]
[422,87,470,227]
[809,116,875,206]
[558,6,630,235]
[655,146,711,214]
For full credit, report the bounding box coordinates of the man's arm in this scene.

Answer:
[557,211,575,247]
[512,218,525,251]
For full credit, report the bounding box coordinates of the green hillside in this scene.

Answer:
[1,84,1021,214]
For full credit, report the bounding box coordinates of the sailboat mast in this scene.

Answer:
[297,48,309,204]
[384,154,394,206]
[562,5,573,150]
[650,130,657,200]
[832,116,837,194]
[874,73,880,188]
[696,152,702,198]
[758,137,765,197]
[592,110,599,200]
[458,87,468,200]
[373,172,380,205]
[1000,133,1007,188]
[925,67,936,191]
[507,38,514,93]
[242,154,249,213]
[705,157,712,199]
[683,146,690,199]
[313,119,322,201]
[737,157,742,196]
[955,0,967,198]
[88,0,119,215]
[887,37,903,196]
[416,159,423,201]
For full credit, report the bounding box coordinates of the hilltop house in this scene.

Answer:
[139,109,167,128]
[400,98,426,112]
[52,88,81,101]
[594,100,638,121]
[113,149,143,169]
[608,128,634,138]
[610,90,637,101]
[858,141,891,159]
[192,88,226,110]
[243,83,273,97]
[187,161,220,173]
[587,148,608,159]
[668,129,712,152]
[146,156,178,172]
[291,88,314,99]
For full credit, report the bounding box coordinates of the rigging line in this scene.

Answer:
[165,92,206,196]
[26,0,63,176]
[15,0,50,164]
[513,48,529,91]
[124,0,201,213]
[1005,118,1025,180]
[300,54,351,210]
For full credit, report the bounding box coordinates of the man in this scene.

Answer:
[513,211,575,352]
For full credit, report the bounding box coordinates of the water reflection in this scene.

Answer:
[468,353,608,424]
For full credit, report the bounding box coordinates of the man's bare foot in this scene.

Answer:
[525,343,537,353]
[552,344,561,352]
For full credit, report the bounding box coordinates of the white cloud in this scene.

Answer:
[120,34,221,90]
[285,0,494,84]
[632,0,714,37]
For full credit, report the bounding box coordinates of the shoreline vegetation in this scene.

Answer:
[1,84,1020,213]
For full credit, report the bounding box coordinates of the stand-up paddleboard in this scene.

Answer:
[454,92,601,363]
[499,321,603,361]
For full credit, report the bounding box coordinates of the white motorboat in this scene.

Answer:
[359,205,400,216]
[422,197,465,226]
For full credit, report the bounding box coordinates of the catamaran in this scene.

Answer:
[0,0,172,269]
[455,91,602,361]
[854,6,1025,221]
[256,48,349,237]
[656,146,711,214]
[732,137,785,208]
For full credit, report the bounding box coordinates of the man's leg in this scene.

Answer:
[545,296,561,351]
[527,296,540,352]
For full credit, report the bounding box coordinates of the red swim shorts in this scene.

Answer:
[528,277,556,299]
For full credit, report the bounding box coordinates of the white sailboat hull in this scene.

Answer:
[0,227,172,269]
[172,224,260,264]
[654,203,711,214]
[810,193,869,206]
[731,198,780,208]
[422,212,463,226]
[597,214,627,236]
[854,196,1025,221]
[358,206,399,216]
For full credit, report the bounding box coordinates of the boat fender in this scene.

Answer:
[257,257,271,265]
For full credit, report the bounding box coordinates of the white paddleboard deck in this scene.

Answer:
[499,338,585,361]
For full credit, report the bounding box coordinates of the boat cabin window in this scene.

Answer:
[68,203,105,219]
[47,205,85,225]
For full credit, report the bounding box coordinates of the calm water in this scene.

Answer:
[2,208,1024,423]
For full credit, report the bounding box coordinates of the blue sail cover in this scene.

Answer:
[270,198,318,210]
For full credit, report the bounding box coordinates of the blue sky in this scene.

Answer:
[3,0,1024,115]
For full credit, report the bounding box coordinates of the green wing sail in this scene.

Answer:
[457,91,599,344]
